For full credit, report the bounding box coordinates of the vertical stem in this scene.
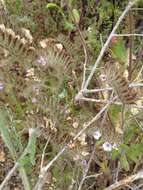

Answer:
[121,104,126,135]
[128,11,134,80]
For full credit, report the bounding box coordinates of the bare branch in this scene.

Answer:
[78,145,96,190]
[113,33,143,37]
[0,163,19,190]
[105,170,143,190]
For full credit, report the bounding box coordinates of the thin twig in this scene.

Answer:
[83,82,143,94]
[115,161,121,182]
[78,145,96,190]
[0,163,19,190]
[40,136,51,171]
[77,96,143,110]
[84,173,103,180]
[113,33,143,37]
[131,8,143,10]
[104,170,143,190]
[121,104,126,135]
[128,11,134,80]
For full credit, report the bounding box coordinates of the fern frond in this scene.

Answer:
[57,34,82,63]
[35,47,70,95]
[0,24,35,58]
[37,46,71,72]
[106,62,136,105]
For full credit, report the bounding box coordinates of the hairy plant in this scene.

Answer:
[0,24,35,58]
[106,61,137,105]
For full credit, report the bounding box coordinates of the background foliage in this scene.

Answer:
[0,0,143,189]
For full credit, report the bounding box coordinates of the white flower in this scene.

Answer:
[26,68,34,77]
[87,27,92,32]
[102,142,113,152]
[99,74,107,81]
[32,97,37,103]
[0,83,4,90]
[93,130,101,140]
[73,154,80,161]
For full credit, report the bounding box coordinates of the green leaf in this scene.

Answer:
[0,110,16,159]
[120,154,130,171]
[124,124,138,144]
[72,9,80,23]
[64,21,75,31]
[46,3,65,18]
[110,38,127,63]
[58,88,67,99]
[109,105,122,122]
[126,143,143,163]
[19,129,38,166]
[19,155,30,167]
[26,130,37,165]
[111,149,120,160]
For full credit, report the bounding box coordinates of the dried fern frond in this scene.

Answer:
[0,24,35,58]
[106,62,137,105]
[37,46,71,72]
[35,47,71,93]
[57,34,83,63]
[39,37,73,66]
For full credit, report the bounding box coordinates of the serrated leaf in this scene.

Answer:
[0,110,16,159]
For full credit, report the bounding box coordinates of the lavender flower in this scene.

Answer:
[102,142,113,152]
[36,56,47,66]
[93,130,101,140]
[81,159,87,167]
